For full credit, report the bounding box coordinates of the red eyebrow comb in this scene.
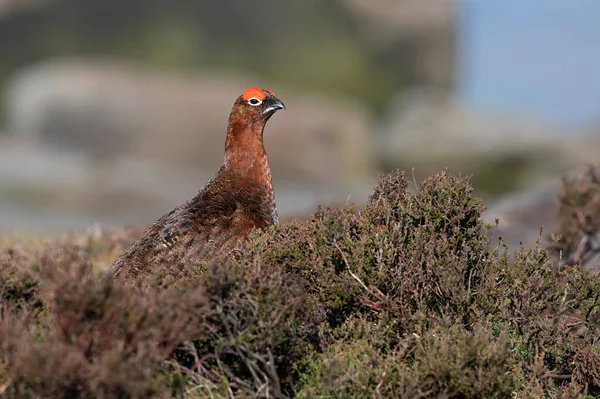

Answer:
[242,87,269,101]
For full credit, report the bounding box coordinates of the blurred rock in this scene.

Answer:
[483,166,600,270]
[0,0,434,115]
[340,0,456,88]
[1,59,379,234]
[376,87,600,197]
[6,59,375,186]
[0,0,43,20]
[483,183,561,251]
[0,134,377,236]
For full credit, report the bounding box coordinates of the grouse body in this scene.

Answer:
[108,87,285,281]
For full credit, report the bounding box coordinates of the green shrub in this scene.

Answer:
[1,169,599,398]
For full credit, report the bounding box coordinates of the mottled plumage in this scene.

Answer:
[107,88,285,282]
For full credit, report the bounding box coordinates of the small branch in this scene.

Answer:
[333,242,386,301]
[466,267,474,299]
[193,353,216,370]
[585,291,600,322]
[0,379,11,395]
[411,167,419,193]
[545,372,572,380]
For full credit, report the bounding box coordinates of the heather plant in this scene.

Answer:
[1,242,208,398]
[549,165,600,268]
[1,169,599,398]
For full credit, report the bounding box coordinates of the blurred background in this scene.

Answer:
[0,0,599,248]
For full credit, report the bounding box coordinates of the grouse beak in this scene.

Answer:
[263,99,286,115]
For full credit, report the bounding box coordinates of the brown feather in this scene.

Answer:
[107,88,284,282]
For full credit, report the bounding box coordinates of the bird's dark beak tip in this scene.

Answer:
[263,100,285,116]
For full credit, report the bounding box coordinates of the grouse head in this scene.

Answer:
[229,87,286,128]
[224,87,285,181]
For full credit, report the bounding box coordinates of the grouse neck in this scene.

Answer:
[223,118,279,225]
[223,122,271,184]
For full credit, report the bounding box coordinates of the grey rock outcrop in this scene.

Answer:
[484,167,600,270]
[1,59,378,234]
[6,59,375,186]
[339,0,456,88]
[377,88,600,196]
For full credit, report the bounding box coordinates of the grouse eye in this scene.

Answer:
[247,97,262,106]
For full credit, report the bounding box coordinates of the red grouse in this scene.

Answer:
[108,87,285,281]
